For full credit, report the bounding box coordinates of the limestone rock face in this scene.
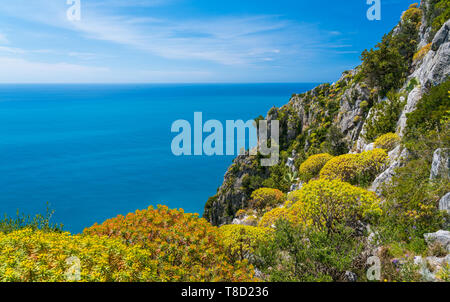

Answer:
[411,20,450,88]
[430,148,450,180]
[370,146,407,195]
[204,154,269,226]
[431,20,450,51]
[439,192,450,214]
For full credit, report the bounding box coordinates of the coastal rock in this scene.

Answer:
[430,148,450,180]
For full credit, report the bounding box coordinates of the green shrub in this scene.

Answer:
[285,179,382,233]
[256,221,365,282]
[363,91,406,141]
[360,3,421,96]
[249,188,285,211]
[219,225,273,263]
[262,164,291,192]
[0,204,63,234]
[405,79,450,139]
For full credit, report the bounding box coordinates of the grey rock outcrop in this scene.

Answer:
[397,87,422,136]
[424,230,450,252]
[431,20,450,51]
[411,20,450,88]
[430,148,450,180]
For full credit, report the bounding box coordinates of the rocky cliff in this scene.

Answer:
[204,1,450,227]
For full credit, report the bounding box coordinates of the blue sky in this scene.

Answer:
[0,0,415,83]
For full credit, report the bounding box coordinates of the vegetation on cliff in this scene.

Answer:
[0,1,449,283]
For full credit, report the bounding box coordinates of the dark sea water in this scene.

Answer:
[0,83,317,233]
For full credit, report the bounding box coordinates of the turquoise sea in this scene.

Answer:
[0,83,317,233]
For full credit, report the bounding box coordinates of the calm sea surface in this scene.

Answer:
[0,83,317,233]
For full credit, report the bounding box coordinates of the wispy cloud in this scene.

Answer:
[0,0,361,83]
[0,0,353,65]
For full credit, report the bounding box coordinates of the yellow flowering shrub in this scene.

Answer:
[320,149,388,185]
[374,133,400,151]
[319,154,360,183]
[285,179,382,232]
[0,228,157,282]
[84,205,255,282]
[358,148,389,182]
[219,225,273,262]
[402,4,423,25]
[249,188,285,211]
[299,153,334,181]
[413,43,432,62]
[258,207,289,228]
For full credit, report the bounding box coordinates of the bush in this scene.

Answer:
[374,133,400,151]
[413,43,432,62]
[402,5,423,24]
[299,153,334,181]
[219,225,273,263]
[256,221,365,282]
[285,179,382,233]
[360,2,421,97]
[361,39,407,96]
[84,205,255,282]
[258,207,289,228]
[363,91,406,141]
[0,228,156,282]
[261,164,291,192]
[405,79,450,138]
[319,149,387,186]
[429,0,450,34]
[249,188,285,211]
